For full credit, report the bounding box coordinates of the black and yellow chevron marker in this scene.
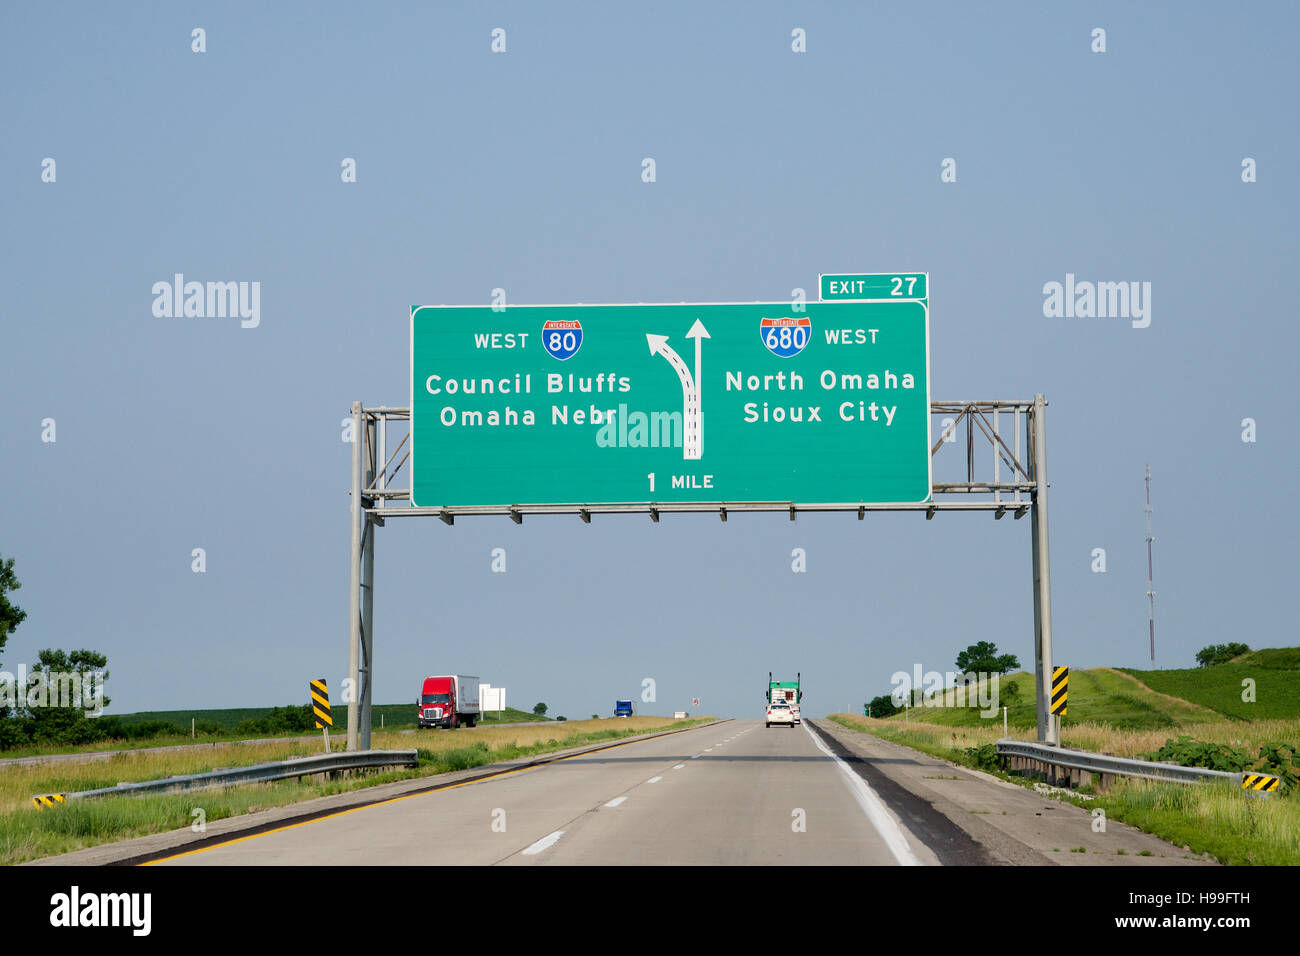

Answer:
[311,679,332,728]
[1050,666,1068,716]
[1242,773,1279,792]
[33,794,66,810]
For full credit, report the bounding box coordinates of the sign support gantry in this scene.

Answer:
[345,397,1057,749]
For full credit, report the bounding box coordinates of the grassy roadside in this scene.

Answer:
[0,706,554,761]
[835,710,1300,760]
[825,713,1300,866]
[111,703,553,732]
[0,716,710,866]
[0,731,345,761]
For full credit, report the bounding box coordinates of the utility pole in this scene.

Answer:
[1145,464,1156,667]
[1029,395,1057,745]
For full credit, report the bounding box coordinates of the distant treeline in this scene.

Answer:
[0,704,318,750]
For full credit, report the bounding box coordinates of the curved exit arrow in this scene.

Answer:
[647,323,707,460]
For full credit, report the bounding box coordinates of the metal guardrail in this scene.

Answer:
[32,749,418,808]
[996,738,1241,786]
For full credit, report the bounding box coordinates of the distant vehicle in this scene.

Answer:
[614,699,634,718]
[418,675,481,729]
[767,672,802,724]
[766,700,795,728]
[673,711,688,719]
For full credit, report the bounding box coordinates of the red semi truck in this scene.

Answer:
[417,675,481,729]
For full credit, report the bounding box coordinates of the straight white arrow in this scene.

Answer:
[685,319,709,458]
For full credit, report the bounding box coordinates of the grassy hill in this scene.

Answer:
[1119,649,1300,720]
[873,647,1300,730]
[886,667,1217,731]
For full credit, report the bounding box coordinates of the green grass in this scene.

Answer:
[472,707,553,724]
[0,704,554,760]
[877,648,1300,731]
[883,667,1211,731]
[110,703,550,733]
[1091,778,1300,866]
[1236,647,1300,670]
[1120,654,1300,721]
[829,714,991,771]
[110,706,310,731]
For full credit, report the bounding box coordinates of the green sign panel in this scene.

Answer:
[410,298,930,509]
[820,272,927,301]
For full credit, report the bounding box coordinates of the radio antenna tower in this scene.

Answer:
[1144,465,1155,665]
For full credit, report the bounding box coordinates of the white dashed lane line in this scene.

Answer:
[647,776,663,783]
[521,830,565,855]
[673,764,684,769]
[604,796,628,808]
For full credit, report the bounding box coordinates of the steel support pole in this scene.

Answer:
[346,402,364,752]
[1029,395,1057,744]
[360,415,376,750]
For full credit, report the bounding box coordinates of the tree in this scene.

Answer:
[532,702,548,716]
[1195,643,1250,667]
[0,555,27,663]
[955,641,1019,675]
[866,694,901,718]
[24,648,110,744]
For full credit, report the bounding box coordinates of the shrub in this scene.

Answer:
[233,705,316,737]
[1146,736,1300,793]
[1195,643,1250,667]
[1146,736,1250,772]
[965,743,1003,772]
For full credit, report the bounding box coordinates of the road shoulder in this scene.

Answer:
[809,719,1217,866]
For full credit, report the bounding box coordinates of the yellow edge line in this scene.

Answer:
[141,728,700,865]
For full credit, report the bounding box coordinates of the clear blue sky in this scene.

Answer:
[2,2,1296,718]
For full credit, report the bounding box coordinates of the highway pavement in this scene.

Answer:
[155,718,941,866]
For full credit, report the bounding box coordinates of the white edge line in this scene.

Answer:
[520,830,565,855]
[803,723,924,867]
